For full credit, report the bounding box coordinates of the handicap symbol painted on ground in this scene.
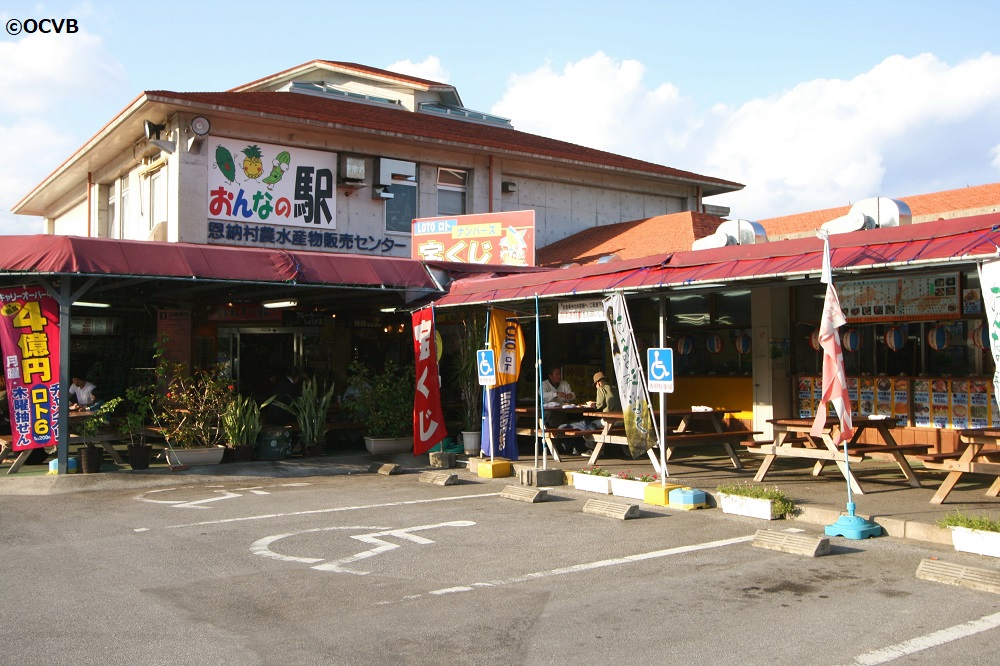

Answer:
[249,520,476,575]
[136,482,311,509]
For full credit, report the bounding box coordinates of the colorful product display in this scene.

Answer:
[797,375,994,428]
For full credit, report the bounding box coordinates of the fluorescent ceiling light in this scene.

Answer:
[74,301,111,308]
[262,299,298,309]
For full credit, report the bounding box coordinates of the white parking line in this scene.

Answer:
[138,492,500,531]
[425,535,756,597]
[848,610,1000,665]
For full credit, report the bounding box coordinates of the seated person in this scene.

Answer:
[541,367,588,455]
[592,372,621,413]
[68,376,97,411]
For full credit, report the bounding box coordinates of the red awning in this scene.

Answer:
[0,235,438,290]
[434,213,1000,306]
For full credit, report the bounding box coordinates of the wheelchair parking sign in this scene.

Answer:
[477,349,496,386]
[647,348,674,393]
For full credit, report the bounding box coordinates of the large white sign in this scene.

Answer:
[208,140,337,230]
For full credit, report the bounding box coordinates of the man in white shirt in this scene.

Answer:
[68,376,97,410]
[542,367,574,406]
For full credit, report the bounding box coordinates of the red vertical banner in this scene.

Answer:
[0,286,61,451]
[412,307,446,455]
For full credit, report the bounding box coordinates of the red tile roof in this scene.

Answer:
[535,211,726,266]
[759,182,1000,237]
[149,90,742,194]
[230,60,453,92]
[539,182,1000,266]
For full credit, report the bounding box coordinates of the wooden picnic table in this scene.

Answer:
[745,417,928,495]
[580,408,755,472]
[922,428,1000,504]
[514,405,592,462]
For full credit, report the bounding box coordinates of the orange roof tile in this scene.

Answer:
[536,212,726,266]
[760,182,1000,237]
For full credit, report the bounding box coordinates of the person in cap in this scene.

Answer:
[593,371,620,413]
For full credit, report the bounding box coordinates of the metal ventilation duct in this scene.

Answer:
[820,197,912,234]
[691,219,768,251]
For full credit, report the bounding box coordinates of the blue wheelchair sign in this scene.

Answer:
[647,347,674,393]
[477,349,497,386]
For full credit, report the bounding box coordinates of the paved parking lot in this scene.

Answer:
[3,463,1000,664]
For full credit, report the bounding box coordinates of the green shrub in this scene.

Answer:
[717,481,796,518]
[937,510,1000,532]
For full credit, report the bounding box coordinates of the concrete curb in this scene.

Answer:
[791,503,952,545]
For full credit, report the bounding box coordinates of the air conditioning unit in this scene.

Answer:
[373,158,416,199]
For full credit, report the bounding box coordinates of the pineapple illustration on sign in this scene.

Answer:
[241,145,264,180]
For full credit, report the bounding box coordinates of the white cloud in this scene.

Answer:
[490,51,1000,220]
[385,56,450,84]
[0,26,125,234]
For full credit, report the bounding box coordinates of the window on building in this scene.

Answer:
[437,168,467,216]
[385,181,417,234]
[149,169,167,232]
[120,176,131,236]
[106,183,118,239]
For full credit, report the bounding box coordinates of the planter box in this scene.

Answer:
[165,446,225,467]
[610,477,650,500]
[572,472,613,494]
[365,437,413,454]
[718,492,778,520]
[950,526,1000,558]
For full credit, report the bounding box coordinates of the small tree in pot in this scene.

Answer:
[343,360,415,452]
[453,307,486,453]
[273,379,336,457]
[222,394,275,461]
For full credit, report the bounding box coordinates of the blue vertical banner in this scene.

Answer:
[483,308,525,459]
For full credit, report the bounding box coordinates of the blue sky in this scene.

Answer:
[2,0,1000,234]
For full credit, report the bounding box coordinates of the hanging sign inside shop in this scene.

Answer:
[838,273,961,322]
[927,325,951,351]
[706,334,724,354]
[411,210,535,266]
[675,335,693,355]
[0,286,61,452]
[884,326,907,352]
[557,299,605,323]
[841,328,860,353]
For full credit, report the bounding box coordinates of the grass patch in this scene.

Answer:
[937,510,1000,532]
[717,481,796,518]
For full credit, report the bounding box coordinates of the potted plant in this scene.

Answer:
[74,397,122,474]
[119,387,154,470]
[716,481,796,520]
[938,511,1000,558]
[343,360,415,454]
[572,466,613,494]
[223,394,275,462]
[610,469,658,500]
[453,307,486,455]
[273,379,335,457]
[152,342,232,466]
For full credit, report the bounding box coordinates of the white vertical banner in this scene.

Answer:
[978,260,1000,399]
[603,293,658,458]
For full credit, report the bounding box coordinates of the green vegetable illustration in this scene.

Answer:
[262,151,291,190]
[215,145,236,183]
